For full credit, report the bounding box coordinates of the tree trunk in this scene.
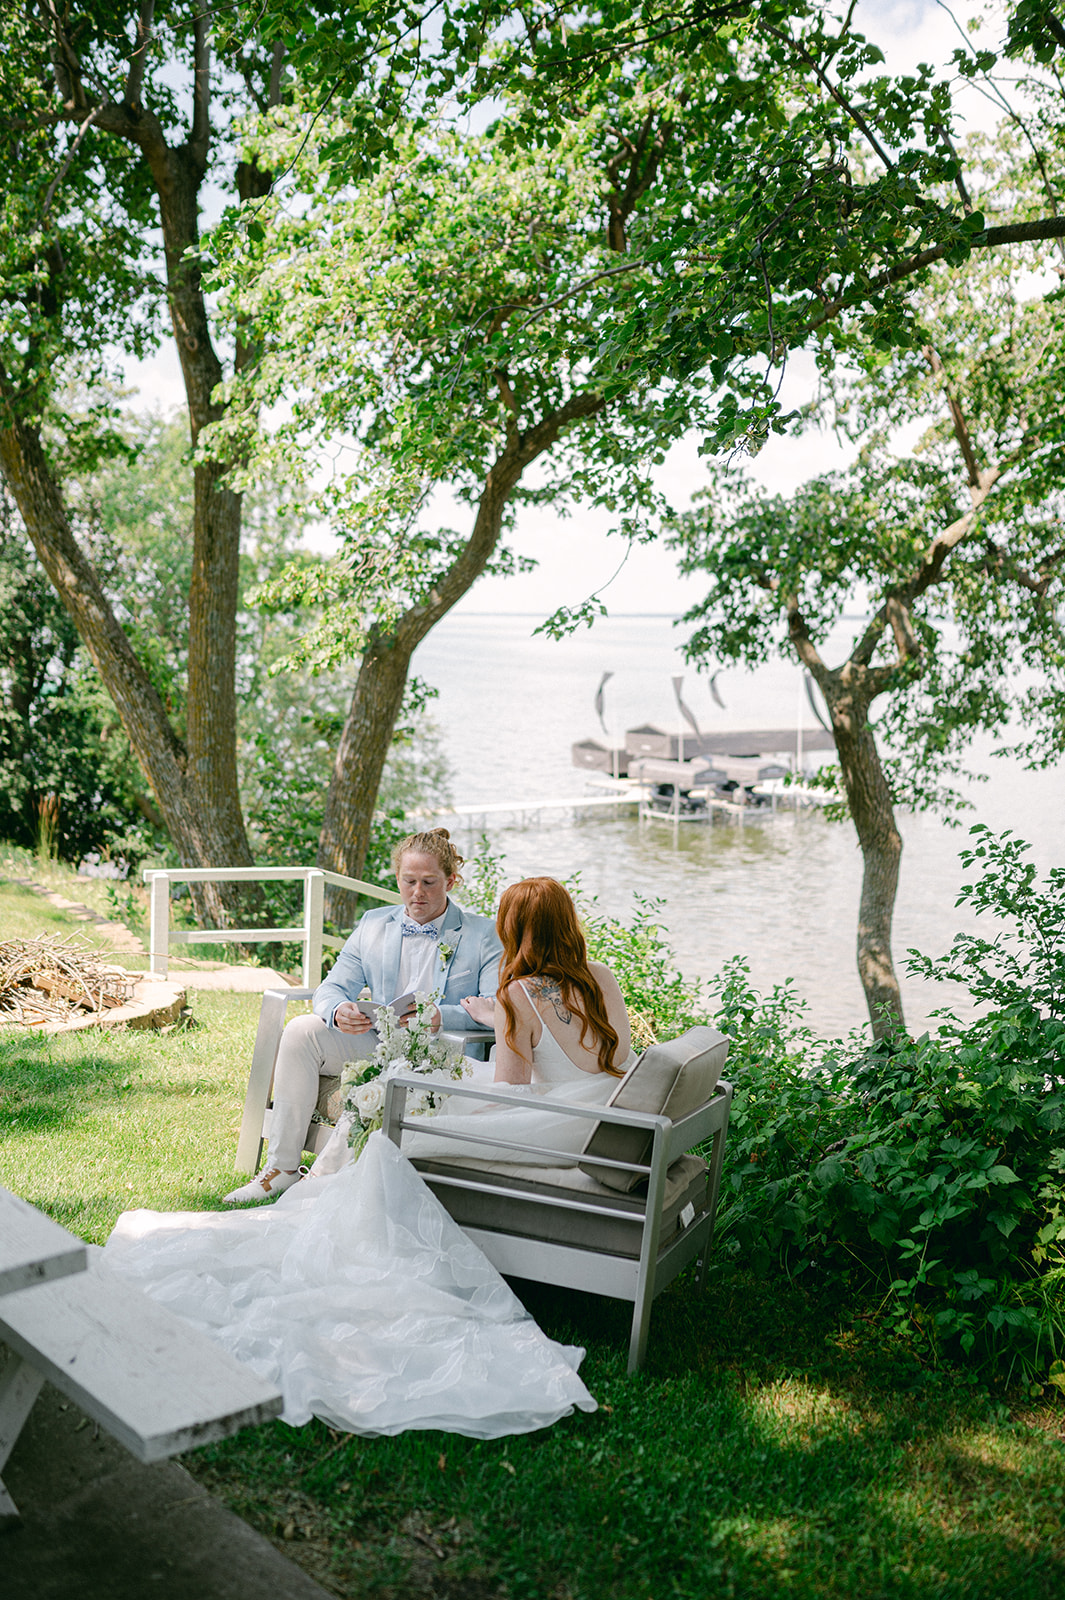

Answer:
[0,407,236,925]
[0,70,265,916]
[316,392,607,927]
[825,675,905,1037]
[145,139,254,882]
[318,628,415,930]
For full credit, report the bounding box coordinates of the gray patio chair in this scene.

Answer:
[382,1026,732,1372]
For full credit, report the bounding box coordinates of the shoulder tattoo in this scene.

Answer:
[528,976,572,1025]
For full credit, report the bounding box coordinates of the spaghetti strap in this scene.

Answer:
[515,979,603,1077]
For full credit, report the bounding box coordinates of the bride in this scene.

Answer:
[102,879,634,1440]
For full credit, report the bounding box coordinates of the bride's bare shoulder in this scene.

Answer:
[501,976,537,1006]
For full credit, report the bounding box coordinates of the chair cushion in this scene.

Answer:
[578,1026,729,1191]
[413,1153,709,1258]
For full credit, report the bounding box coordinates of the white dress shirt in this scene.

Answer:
[397,912,446,998]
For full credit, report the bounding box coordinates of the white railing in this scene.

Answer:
[142,866,401,988]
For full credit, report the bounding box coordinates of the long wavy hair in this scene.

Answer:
[496,878,623,1075]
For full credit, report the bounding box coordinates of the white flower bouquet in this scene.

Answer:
[340,992,469,1158]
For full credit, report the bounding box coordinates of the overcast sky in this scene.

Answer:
[125,0,1008,617]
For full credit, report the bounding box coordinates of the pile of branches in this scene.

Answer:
[0,936,137,1027]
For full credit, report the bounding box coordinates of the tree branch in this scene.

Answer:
[42,105,101,217]
[494,368,520,450]
[802,215,1065,341]
[38,0,92,114]
[933,122,973,213]
[925,346,982,490]
[515,261,642,331]
[190,4,210,167]
[850,604,889,667]
[985,536,1065,598]
[606,110,672,253]
[884,595,921,664]
[268,40,285,108]
[124,0,156,112]
[908,464,1004,601]
[785,593,828,675]
[762,20,896,172]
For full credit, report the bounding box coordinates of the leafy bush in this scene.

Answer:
[458,848,710,1043]
[712,827,1065,1382]
[577,887,708,1042]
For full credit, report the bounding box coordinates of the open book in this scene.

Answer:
[357,992,417,1024]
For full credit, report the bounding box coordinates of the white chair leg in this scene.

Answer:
[627,1282,655,1373]
[627,1124,670,1373]
[694,1214,715,1292]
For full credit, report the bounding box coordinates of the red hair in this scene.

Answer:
[495,878,623,1075]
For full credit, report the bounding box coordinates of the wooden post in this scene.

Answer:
[302,870,325,989]
[148,873,170,977]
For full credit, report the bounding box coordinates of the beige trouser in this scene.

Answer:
[265,1012,378,1171]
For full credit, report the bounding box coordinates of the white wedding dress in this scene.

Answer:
[101,1013,630,1440]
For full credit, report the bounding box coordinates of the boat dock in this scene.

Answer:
[408,772,831,834]
[408,786,641,831]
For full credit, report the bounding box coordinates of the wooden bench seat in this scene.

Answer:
[0,1188,87,1296]
[1,1255,282,1529]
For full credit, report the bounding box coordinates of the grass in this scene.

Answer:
[2,873,1064,1598]
[0,872,132,950]
[1,841,147,924]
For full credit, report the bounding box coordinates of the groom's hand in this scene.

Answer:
[334,1002,373,1035]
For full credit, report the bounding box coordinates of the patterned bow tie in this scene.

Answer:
[401,920,439,939]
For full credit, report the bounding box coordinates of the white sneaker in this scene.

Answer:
[223,1166,304,1204]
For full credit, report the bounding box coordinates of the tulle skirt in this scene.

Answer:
[102,1132,596,1439]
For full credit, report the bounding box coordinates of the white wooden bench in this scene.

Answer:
[0,1216,282,1530]
[0,1187,87,1296]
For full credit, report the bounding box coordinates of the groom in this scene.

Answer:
[224,829,501,1203]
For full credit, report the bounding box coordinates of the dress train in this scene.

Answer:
[102,1132,596,1439]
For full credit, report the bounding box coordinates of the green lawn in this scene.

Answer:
[2,872,1064,1598]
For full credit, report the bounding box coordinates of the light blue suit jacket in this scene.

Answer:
[313,898,501,1036]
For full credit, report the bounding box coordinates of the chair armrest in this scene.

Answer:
[664,1081,733,1165]
[382,1072,674,1182]
[234,986,314,1172]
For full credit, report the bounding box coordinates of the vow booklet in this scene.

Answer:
[357,992,417,1024]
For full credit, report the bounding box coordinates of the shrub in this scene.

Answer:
[711,828,1065,1382]
[576,886,708,1042]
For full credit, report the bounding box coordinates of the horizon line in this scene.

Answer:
[448,610,874,621]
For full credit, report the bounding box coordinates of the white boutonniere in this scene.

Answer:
[437,940,455,965]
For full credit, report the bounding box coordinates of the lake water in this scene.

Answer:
[412,612,1064,1039]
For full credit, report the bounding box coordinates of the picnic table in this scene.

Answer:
[0,1183,283,1531]
[0,1187,87,1297]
